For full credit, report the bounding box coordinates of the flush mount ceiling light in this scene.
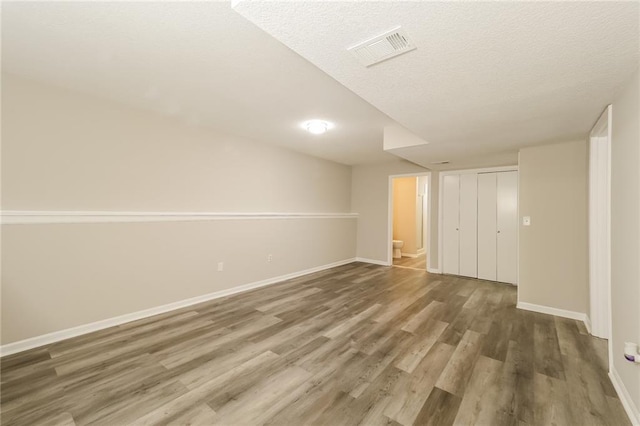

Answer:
[302,119,334,135]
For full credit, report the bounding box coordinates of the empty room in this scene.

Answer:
[1,1,639,425]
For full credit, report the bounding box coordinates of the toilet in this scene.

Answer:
[392,240,404,259]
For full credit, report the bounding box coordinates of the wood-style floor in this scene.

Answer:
[393,254,427,270]
[0,263,630,426]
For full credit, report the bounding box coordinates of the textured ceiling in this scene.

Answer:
[234,1,640,168]
[1,1,398,165]
[3,2,638,170]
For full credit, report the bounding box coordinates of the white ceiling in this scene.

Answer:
[1,1,398,165]
[3,2,638,170]
[234,1,640,169]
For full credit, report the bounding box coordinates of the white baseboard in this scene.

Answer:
[401,252,419,258]
[583,315,592,335]
[355,257,391,267]
[0,257,357,357]
[427,267,441,274]
[610,367,640,425]
[517,302,587,322]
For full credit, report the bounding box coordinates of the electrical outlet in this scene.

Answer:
[267,254,273,262]
[217,262,224,271]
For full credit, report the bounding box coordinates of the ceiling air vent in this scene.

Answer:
[348,27,416,67]
[430,161,450,165]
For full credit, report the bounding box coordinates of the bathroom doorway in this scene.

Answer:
[389,173,430,271]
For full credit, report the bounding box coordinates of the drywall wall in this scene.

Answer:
[383,125,429,150]
[518,140,589,314]
[1,74,351,212]
[610,69,640,419]
[1,74,356,344]
[392,177,417,255]
[351,161,430,264]
[2,219,355,344]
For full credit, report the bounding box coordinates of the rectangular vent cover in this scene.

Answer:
[348,27,416,67]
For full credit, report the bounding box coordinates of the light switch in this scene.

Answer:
[522,216,531,226]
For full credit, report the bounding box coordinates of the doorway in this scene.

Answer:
[388,173,430,270]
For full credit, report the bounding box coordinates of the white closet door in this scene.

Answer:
[497,171,518,284]
[477,173,497,281]
[442,175,460,275]
[459,174,478,278]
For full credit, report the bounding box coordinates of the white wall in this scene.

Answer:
[351,161,431,264]
[383,125,429,150]
[1,74,356,345]
[518,140,589,315]
[610,69,640,420]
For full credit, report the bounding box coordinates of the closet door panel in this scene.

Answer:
[497,171,518,284]
[442,175,460,275]
[459,174,478,278]
[478,173,497,281]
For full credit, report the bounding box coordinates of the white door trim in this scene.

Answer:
[388,172,431,268]
[588,105,612,345]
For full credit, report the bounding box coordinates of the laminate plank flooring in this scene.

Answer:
[392,254,426,270]
[0,263,630,426]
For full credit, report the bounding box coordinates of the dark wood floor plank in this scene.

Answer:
[503,339,535,424]
[384,341,455,426]
[533,315,566,380]
[412,387,462,426]
[395,319,448,373]
[532,372,576,426]
[453,354,505,425]
[435,329,484,397]
[0,262,629,426]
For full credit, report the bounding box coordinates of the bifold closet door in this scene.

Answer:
[497,171,518,284]
[477,173,497,281]
[442,174,460,275]
[459,174,478,278]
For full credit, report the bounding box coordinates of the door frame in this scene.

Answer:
[438,166,519,279]
[387,172,431,268]
[588,105,612,346]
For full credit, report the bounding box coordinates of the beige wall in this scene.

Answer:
[610,69,640,413]
[518,140,589,314]
[351,161,432,264]
[1,74,356,344]
[392,177,417,255]
[1,74,351,213]
[2,219,355,344]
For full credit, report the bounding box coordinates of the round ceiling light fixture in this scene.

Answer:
[302,119,334,135]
